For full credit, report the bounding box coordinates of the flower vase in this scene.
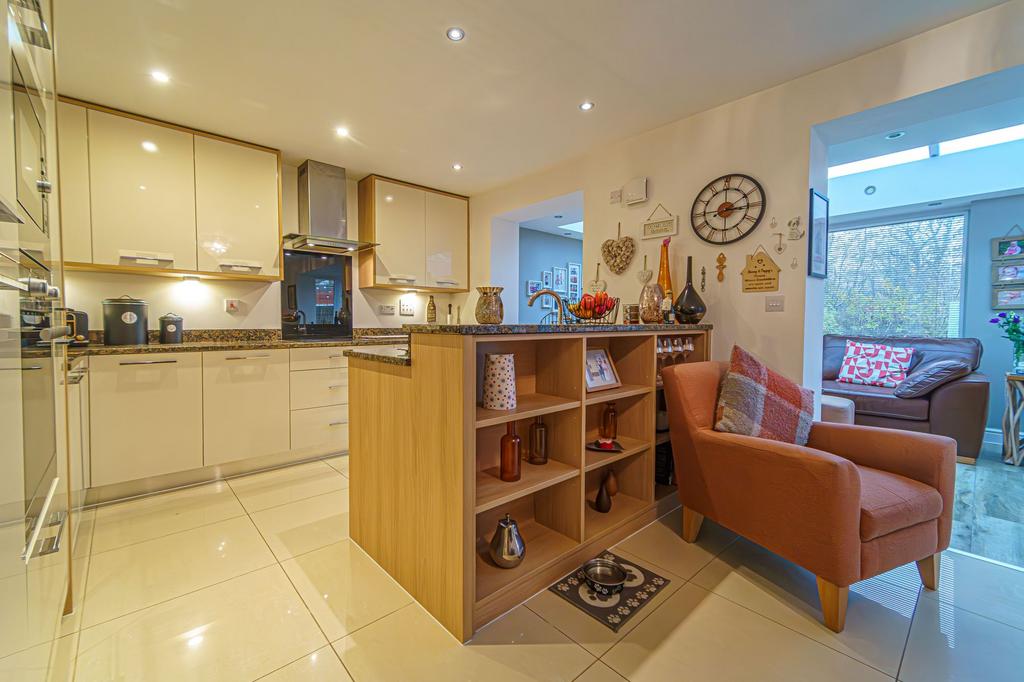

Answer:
[673,256,707,324]
[1014,344,1024,374]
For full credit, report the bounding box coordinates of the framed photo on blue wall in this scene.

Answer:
[808,188,829,279]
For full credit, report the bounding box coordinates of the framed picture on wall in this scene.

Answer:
[542,270,553,289]
[568,262,582,286]
[526,280,542,295]
[993,286,1024,310]
[993,262,1024,285]
[992,236,1024,261]
[567,282,581,302]
[552,266,567,293]
[808,189,829,279]
[541,295,553,309]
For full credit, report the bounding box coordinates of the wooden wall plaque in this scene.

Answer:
[741,248,781,292]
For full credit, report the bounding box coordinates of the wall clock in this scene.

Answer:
[690,173,766,244]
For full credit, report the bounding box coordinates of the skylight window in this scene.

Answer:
[938,122,1024,156]
[827,147,930,179]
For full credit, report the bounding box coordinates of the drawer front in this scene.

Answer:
[290,405,349,452]
[289,346,350,371]
[290,368,348,410]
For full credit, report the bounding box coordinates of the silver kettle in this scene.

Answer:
[488,514,526,569]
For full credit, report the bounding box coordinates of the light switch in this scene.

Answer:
[399,299,415,316]
[765,295,785,312]
[224,299,241,313]
[609,189,622,204]
[378,304,396,315]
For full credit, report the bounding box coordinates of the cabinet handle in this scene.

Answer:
[328,421,346,426]
[21,477,59,564]
[0,273,28,292]
[225,354,271,361]
[119,359,178,366]
[388,275,417,283]
[327,384,345,389]
[36,179,53,194]
[435,278,459,286]
[328,354,345,359]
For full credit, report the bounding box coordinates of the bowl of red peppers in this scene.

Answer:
[566,291,618,324]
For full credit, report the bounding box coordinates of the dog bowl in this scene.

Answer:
[582,558,627,596]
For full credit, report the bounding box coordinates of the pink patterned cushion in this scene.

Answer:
[837,340,915,388]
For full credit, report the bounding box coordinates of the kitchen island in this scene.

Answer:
[346,323,711,641]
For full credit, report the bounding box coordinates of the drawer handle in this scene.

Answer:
[328,354,345,359]
[119,359,178,366]
[328,421,346,427]
[225,354,271,361]
[327,384,345,389]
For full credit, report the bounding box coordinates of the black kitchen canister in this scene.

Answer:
[159,312,183,344]
[102,296,148,346]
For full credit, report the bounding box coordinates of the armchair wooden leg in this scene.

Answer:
[816,577,849,633]
[681,506,704,543]
[917,554,940,590]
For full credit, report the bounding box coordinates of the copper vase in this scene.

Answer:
[500,422,521,482]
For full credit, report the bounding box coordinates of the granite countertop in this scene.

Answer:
[343,345,411,366]
[65,334,408,357]
[402,323,712,335]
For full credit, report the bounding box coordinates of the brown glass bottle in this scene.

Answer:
[527,417,548,465]
[500,422,522,482]
[600,402,618,441]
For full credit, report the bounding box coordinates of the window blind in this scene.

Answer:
[823,214,966,338]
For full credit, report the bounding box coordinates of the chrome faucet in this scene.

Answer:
[527,289,566,324]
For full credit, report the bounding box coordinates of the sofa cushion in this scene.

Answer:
[822,380,929,421]
[837,340,915,388]
[858,465,943,541]
[714,345,815,445]
[823,335,982,380]
[894,360,972,398]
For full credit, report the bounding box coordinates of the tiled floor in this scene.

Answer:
[6,455,1023,681]
[951,444,1024,566]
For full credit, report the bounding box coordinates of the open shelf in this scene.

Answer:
[476,460,579,513]
[585,493,647,540]
[475,516,578,602]
[585,383,652,405]
[475,393,580,428]
[584,435,650,471]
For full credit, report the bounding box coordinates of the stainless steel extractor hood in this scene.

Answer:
[283,160,376,255]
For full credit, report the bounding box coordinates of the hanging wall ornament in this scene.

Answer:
[716,253,727,282]
[637,254,653,285]
[601,222,637,275]
[741,246,781,293]
[787,216,805,240]
[587,262,607,294]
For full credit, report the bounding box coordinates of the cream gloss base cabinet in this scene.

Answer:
[288,347,350,453]
[89,353,204,488]
[202,349,290,466]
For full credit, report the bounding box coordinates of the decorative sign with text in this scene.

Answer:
[741,247,781,292]
[642,203,678,240]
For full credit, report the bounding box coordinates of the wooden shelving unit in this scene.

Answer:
[475,460,578,513]
[475,393,580,427]
[584,435,651,471]
[585,492,648,540]
[585,383,652,405]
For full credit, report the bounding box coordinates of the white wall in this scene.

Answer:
[458,1,1024,383]
[65,163,448,329]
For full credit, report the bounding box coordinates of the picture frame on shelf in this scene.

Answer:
[552,266,567,293]
[993,285,1024,310]
[808,188,829,279]
[542,270,553,289]
[993,235,1024,261]
[584,348,622,392]
[525,279,542,295]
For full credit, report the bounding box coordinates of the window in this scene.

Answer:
[823,214,966,338]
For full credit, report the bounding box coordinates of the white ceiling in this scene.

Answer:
[56,0,1003,195]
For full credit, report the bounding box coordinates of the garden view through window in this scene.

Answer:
[824,214,966,337]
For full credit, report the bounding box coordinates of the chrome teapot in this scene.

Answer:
[488,514,525,568]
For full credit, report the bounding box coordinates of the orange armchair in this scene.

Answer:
[663,361,955,632]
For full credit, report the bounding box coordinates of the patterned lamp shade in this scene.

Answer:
[483,353,517,410]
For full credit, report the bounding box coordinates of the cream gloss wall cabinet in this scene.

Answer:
[358,175,469,292]
[89,353,203,487]
[289,347,350,452]
[87,108,199,271]
[56,101,92,263]
[202,349,290,465]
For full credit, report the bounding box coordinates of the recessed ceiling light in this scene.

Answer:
[335,126,350,138]
[563,232,572,236]
[554,215,563,219]
[579,101,595,112]
[141,140,158,153]
[150,70,170,84]
[864,185,877,195]
[885,131,906,140]
[384,195,394,203]
[138,185,147,191]
[446,27,465,41]
[452,163,463,171]
[928,201,943,206]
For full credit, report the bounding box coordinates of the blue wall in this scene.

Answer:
[517,228,582,323]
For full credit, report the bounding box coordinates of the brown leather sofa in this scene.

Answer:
[662,361,955,632]
[821,335,989,462]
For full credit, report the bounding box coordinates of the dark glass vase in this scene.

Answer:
[673,256,707,324]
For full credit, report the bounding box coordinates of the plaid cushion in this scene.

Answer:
[714,346,815,446]
[837,340,914,388]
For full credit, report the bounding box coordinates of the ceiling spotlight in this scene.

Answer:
[885,131,906,140]
[141,140,158,153]
[384,195,394,203]
[335,126,350,138]
[578,101,595,112]
[446,27,465,41]
[554,215,563,219]
[452,163,463,171]
[864,185,877,195]
[150,70,170,84]
[563,232,572,236]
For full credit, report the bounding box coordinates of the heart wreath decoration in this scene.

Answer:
[601,222,636,275]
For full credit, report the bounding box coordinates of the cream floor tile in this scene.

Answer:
[75,565,326,682]
[691,537,916,676]
[281,539,412,641]
[574,661,628,682]
[912,551,1024,631]
[257,646,353,681]
[525,548,685,658]
[335,603,594,681]
[324,455,349,476]
[250,489,349,561]
[612,510,735,580]
[0,633,77,682]
[602,582,892,682]
[82,516,275,628]
[229,461,349,513]
[0,560,71,659]
[91,482,246,554]
[899,597,1024,682]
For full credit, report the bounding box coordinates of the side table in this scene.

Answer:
[1002,373,1024,465]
